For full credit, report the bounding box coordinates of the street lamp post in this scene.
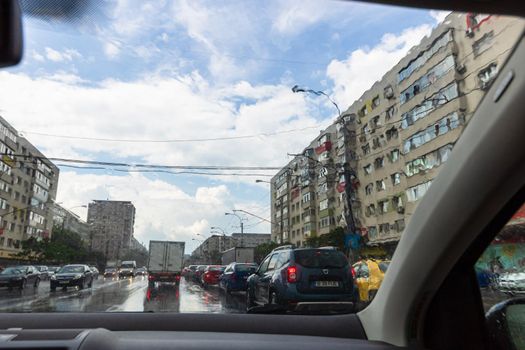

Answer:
[292,85,359,257]
[225,212,244,247]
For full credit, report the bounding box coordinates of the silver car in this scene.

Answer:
[498,269,525,294]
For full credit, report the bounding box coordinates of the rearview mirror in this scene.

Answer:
[486,297,525,350]
[0,0,23,68]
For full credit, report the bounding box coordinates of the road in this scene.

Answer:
[0,277,247,313]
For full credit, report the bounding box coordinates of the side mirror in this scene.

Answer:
[486,297,525,350]
[0,0,23,68]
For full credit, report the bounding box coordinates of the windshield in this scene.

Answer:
[0,268,23,275]
[0,1,522,315]
[58,266,84,274]
[294,250,348,268]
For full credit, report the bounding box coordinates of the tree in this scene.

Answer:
[254,241,291,263]
[305,227,346,251]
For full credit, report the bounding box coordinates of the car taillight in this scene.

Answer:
[148,275,154,280]
[176,275,181,281]
[350,266,356,278]
[287,266,297,283]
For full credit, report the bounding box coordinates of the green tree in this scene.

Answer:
[254,241,292,263]
[305,227,346,251]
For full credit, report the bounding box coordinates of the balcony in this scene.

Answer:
[315,141,332,155]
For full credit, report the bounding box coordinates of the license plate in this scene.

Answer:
[160,276,169,279]
[60,281,69,284]
[315,281,339,287]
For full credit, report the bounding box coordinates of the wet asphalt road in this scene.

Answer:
[0,276,247,313]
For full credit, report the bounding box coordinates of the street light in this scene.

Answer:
[255,179,271,184]
[210,226,227,235]
[225,212,244,247]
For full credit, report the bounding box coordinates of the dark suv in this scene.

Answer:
[246,246,355,309]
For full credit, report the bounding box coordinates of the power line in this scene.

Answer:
[19,124,324,144]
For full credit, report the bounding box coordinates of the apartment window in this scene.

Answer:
[478,63,498,90]
[389,149,400,163]
[376,180,386,192]
[379,223,390,235]
[473,31,494,57]
[398,29,453,82]
[0,198,8,210]
[374,157,384,169]
[371,115,381,128]
[364,164,372,175]
[378,200,389,214]
[391,173,401,186]
[406,180,433,202]
[406,144,454,177]
[0,237,4,246]
[395,219,406,232]
[7,238,13,247]
[365,204,376,217]
[9,222,15,231]
[392,196,405,214]
[368,226,378,240]
[362,143,370,155]
[372,96,380,108]
[318,182,328,194]
[385,106,395,121]
[365,183,374,195]
[359,106,368,117]
[319,199,329,211]
[362,123,370,135]
[318,167,328,179]
[400,55,455,105]
[401,83,459,129]
[404,112,460,153]
[372,137,381,149]
[302,192,312,203]
[385,127,398,142]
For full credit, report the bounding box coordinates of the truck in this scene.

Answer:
[147,240,185,288]
[221,247,255,265]
[119,260,137,278]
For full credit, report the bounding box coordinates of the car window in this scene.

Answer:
[267,254,280,271]
[294,250,348,268]
[258,256,272,274]
[358,264,370,278]
[378,262,390,273]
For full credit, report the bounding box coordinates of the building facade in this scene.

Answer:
[87,200,136,260]
[231,233,271,248]
[50,202,90,243]
[0,116,59,260]
[270,13,524,253]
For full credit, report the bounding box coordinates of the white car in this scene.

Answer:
[498,270,525,293]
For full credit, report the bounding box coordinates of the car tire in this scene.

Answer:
[19,279,26,290]
[34,278,40,288]
[50,286,56,292]
[225,283,231,295]
[88,278,93,288]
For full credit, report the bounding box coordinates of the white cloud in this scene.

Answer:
[327,24,432,106]
[271,0,333,36]
[44,47,82,62]
[430,10,451,25]
[103,41,121,59]
[31,50,45,62]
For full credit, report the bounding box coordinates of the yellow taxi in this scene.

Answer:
[352,259,390,302]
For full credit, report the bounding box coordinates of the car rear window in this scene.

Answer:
[208,266,223,271]
[294,250,348,268]
[235,264,257,272]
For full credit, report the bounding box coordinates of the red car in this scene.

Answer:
[201,265,225,288]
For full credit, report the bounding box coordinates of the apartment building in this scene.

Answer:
[87,200,136,260]
[51,202,90,242]
[0,116,59,260]
[270,13,523,253]
[230,233,271,248]
[347,13,523,251]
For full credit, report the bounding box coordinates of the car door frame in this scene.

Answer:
[253,255,272,303]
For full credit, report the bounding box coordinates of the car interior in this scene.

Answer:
[0,0,524,349]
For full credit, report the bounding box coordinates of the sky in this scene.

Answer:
[0,0,449,253]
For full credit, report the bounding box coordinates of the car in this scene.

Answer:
[89,266,99,280]
[12,265,41,289]
[185,265,198,280]
[192,265,207,283]
[497,268,525,294]
[119,261,137,278]
[103,267,117,278]
[352,260,390,303]
[48,266,61,276]
[35,265,50,281]
[136,267,147,276]
[0,267,34,290]
[220,263,258,294]
[50,264,94,291]
[201,265,225,288]
[247,246,355,309]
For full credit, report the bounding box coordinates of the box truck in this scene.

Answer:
[221,247,255,265]
[147,241,185,287]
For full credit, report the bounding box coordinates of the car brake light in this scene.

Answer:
[148,275,154,281]
[350,266,356,278]
[287,266,297,283]
[176,275,181,281]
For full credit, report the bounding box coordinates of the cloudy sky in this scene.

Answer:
[0,0,447,252]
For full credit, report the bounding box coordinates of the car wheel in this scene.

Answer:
[19,279,27,290]
[225,283,231,295]
[50,286,56,292]
[34,278,40,288]
[88,278,93,288]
